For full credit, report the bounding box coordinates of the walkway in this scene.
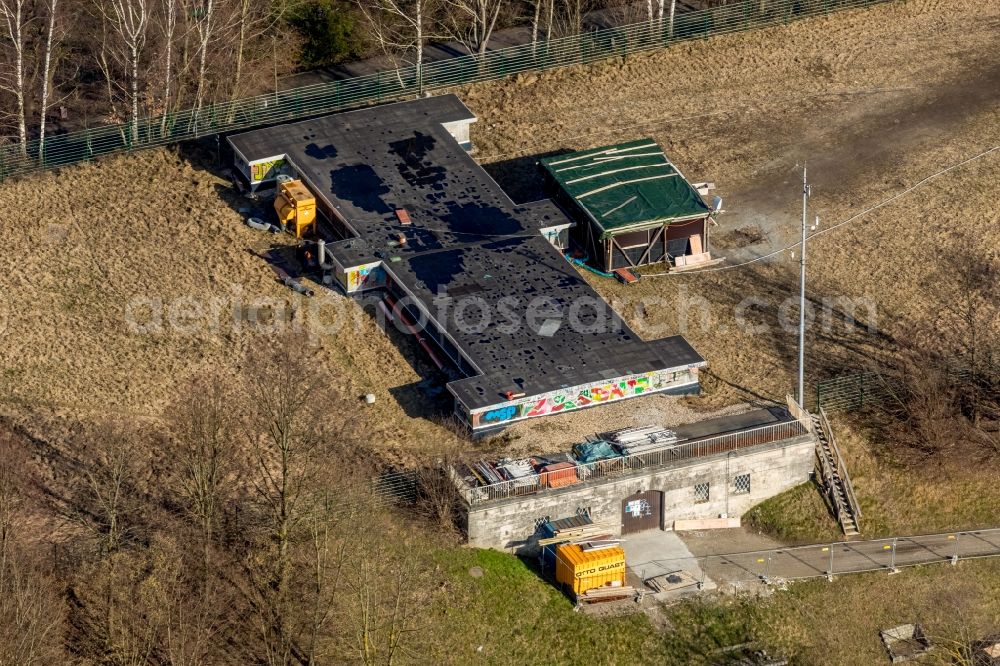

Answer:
[624,528,1000,593]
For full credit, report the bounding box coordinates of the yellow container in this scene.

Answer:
[274,180,317,238]
[554,543,626,597]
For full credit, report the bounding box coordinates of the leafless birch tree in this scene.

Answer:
[97,0,151,143]
[190,0,216,122]
[357,0,436,90]
[441,0,503,57]
[157,0,177,135]
[37,0,60,159]
[0,0,30,153]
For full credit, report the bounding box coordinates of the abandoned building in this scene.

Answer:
[458,404,818,551]
[540,140,715,272]
[227,95,706,435]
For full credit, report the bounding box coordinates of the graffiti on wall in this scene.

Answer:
[346,263,383,292]
[473,370,690,427]
[479,405,518,424]
[524,375,653,417]
[250,157,288,183]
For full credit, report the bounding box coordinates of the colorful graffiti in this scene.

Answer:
[346,263,383,292]
[524,375,653,417]
[472,371,684,427]
[480,405,517,424]
[250,157,288,183]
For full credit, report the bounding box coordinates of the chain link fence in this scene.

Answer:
[814,371,896,412]
[0,0,892,182]
[631,528,1000,592]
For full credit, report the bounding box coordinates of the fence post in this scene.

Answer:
[889,538,898,573]
[825,544,833,581]
[952,533,960,565]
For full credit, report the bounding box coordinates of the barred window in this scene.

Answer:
[733,473,751,495]
[694,482,710,504]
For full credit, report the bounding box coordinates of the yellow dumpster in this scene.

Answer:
[274,180,317,239]
[554,543,626,598]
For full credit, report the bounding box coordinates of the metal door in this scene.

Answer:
[621,490,663,534]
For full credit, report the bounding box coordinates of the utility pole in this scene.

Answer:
[798,166,811,407]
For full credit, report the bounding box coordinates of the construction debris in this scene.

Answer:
[880,624,932,663]
[644,570,699,594]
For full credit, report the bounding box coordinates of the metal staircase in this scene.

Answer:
[812,408,861,537]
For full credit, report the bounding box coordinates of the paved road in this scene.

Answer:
[703,529,1000,585]
[627,529,1000,591]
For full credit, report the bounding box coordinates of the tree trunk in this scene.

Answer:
[194,0,214,123]
[415,0,423,94]
[130,43,139,144]
[0,0,29,155]
[531,0,540,48]
[160,0,175,136]
[38,0,58,161]
[234,0,249,98]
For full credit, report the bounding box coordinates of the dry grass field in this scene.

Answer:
[463,0,1000,405]
[0,0,996,504]
[0,1,998,663]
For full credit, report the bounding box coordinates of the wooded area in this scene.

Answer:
[0,0,666,151]
[0,341,458,664]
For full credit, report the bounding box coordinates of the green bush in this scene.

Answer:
[289,0,365,69]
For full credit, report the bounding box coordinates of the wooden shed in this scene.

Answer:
[540,140,715,272]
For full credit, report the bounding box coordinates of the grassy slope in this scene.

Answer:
[458,0,1000,540]
[748,410,1000,542]
[425,546,1000,665]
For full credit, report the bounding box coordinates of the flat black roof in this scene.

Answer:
[229,95,705,412]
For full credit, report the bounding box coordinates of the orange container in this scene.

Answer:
[554,543,626,597]
[540,462,578,488]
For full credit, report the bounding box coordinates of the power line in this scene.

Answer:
[639,144,1000,278]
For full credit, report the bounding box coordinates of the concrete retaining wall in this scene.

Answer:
[464,435,816,552]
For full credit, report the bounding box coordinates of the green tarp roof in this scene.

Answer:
[540,139,711,238]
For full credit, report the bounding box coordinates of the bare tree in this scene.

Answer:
[0,433,27,560]
[357,0,437,91]
[0,434,65,665]
[190,0,216,122]
[242,343,355,662]
[97,0,151,143]
[297,492,356,664]
[0,548,66,665]
[166,373,238,550]
[75,423,141,555]
[0,0,30,154]
[231,0,288,99]
[441,0,504,57]
[36,0,60,160]
[347,535,422,666]
[157,0,177,135]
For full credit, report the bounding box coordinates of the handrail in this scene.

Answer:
[785,394,814,433]
[820,407,862,521]
[460,419,808,505]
